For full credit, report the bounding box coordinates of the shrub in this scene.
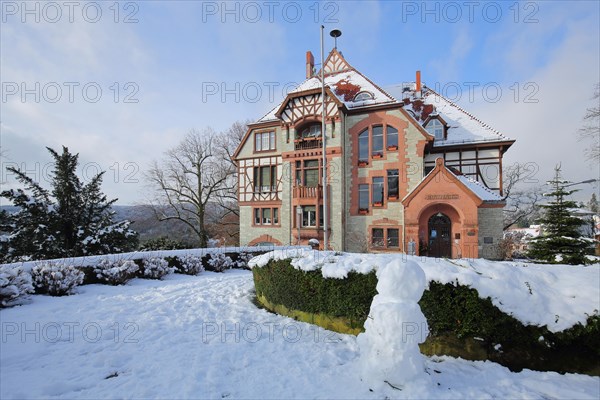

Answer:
[253,258,600,375]
[234,252,254,269]
[139,237,189,251]
[140,257,173,279]
[0,266,34,307]
[94,258,139,285]
[31,262,84,296]
[252,258,377,326]
[173,254,205,275]
[207,252,234,272]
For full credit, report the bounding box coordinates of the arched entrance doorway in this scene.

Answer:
[428,213,451,258]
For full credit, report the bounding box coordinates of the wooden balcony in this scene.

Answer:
[293,185,323,199]
[294,137,322,151]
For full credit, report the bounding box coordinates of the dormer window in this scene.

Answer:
[354,91,374,102]
[425,118,444,140]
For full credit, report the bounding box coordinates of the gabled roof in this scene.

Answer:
[386,84,514,148]
[257,49,396,123]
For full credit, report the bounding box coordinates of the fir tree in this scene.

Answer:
[527,166,593,265]
[0,146,138,262]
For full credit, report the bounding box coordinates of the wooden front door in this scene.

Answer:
[428,213,451,258]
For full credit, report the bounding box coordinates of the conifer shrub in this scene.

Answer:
[31,262,84,296]
[252,258,377,326]
[140,257,173,279]
[233,252,253,270]
[0,266,34,307]
[94,258,139,285]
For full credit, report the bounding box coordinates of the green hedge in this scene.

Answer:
[253,258,377,330]
[253,258,600,375]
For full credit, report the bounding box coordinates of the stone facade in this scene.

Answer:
[233,48,511,259]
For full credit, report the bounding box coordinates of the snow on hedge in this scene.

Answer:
[249,250,600,332]
[0,245,305,272]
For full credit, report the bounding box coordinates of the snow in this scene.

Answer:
[385,85,513,146]
[456,174,503,201]
[250,250,600,332]
[357,260,429,389]
[0,245,302,273]
[1,270,598,399]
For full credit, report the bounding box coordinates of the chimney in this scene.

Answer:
[416,70,421,93]
[306,51,315,79]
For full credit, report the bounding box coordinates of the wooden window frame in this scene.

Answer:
[254,130,277,153]
[252,207,280,227]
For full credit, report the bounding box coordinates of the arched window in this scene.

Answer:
[299,123,321,139]
[354,91,374,102]
[425,119,444,140]
[358,129,369,163]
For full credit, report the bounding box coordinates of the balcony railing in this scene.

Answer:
[294,137,322,151]
[293,185,323,199]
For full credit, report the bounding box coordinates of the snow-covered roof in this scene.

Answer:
[257,51,396,123]
[385,84,513,147]
[456,174,503,202]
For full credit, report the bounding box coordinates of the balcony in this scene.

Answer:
[293,185,323,199]
[294,137,322,151]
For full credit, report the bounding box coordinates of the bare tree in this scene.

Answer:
[502,163,543,230]
[578,83,600,162]
[146,128,236,248]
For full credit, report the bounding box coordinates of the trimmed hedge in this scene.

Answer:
[253,259,377,330]
[252,258,600,375]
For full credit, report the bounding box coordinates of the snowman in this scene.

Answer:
[357,259,429,390]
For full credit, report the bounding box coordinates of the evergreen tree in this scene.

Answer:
[527,166,593,265]
[0,146,138,262]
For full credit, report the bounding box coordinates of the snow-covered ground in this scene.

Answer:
[1,270,598,399]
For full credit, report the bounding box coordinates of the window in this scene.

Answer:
[304,160,319,187]
[387,170,399,199]
[300,124,321,139]
[387,229,399,247]
[372,126,383,156]
[302,206,317,227]
[354,91,374,102]
[255,131,276,151]
[262,208,271,224]
[425,119,444,140]
[372,228,384,247]
[254,165,276,192]
[386,126,398,149]
[359,184,369,211]
[372,177,384,206]
[358,129,369,164]
[254,208,261,225]
[295,159,320,187]
[253,207,279,226]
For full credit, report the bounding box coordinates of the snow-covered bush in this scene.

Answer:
[235,252,254,270]
[175,254,205,275]
[31,262,84,296]
[94,258,139,285]
[141,257,173,279]
[207,252,234,272]
[0,266,34,307]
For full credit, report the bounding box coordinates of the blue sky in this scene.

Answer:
[1,0,599,204]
